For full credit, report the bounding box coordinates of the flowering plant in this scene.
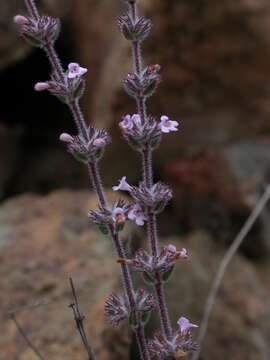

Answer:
[14,0,199,358]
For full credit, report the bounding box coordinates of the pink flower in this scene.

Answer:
[168,244,177,253]
[112,176,132,192]
[59,133,73,143]
[160,115,179,133]
[112,207,126,223]
[13,15,29,25]
[180,248,188,259]
[120,115,134,130]
[68,62,88,79]
[93,138,105,147]
[119,114,141,130]
[177,317,198,335]
[128,204,146,226]
[34,82,49,92]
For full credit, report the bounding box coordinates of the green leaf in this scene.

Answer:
[162,266,174,283]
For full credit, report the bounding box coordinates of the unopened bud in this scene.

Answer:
[14,15,29,25]
[93,138,105,147]
[59,133,73,143]
[34,82,49,92]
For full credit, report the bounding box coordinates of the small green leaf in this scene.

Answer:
[99,225,109,235]
[162,266,174,283]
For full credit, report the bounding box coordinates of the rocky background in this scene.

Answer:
[1,0,270,359]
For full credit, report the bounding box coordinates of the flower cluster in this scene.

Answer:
[120,114,162,151]
[34,62,88,103]
[123,65,161,99]
[121,244,187,284]
[105,288,155,327]
[148,317,199,359]
[131,181,172,214]
[119,113,179,151]
[113,177,172,214]
[88,200,129,234]
[14,14,60,47]
[60,126,110,164]
[118,13,152,42]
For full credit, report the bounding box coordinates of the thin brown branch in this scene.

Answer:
[9,312,45,360]
[69,278,95,360]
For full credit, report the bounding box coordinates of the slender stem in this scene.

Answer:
[192,185,270,360]
[69,100,89,141]
[25,0,39,20]
[44,43,65,82]
[128,1,173,340]
[69,278,95,360]
[10,313,45,360]
[23,1,150,357]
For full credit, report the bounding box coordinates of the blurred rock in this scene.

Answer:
[0,190,133,359]
[163,149,267,258]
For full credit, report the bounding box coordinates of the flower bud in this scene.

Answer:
[34,82,49,92]
[14,15,29,25]
[59,133,73,143]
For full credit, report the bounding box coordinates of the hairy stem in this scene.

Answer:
[23,1,150,358]
[192,185,270,360]
[25,0,39,21]
[129,1,173,340]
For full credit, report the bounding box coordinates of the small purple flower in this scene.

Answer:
[120,115,134,130]
[177,317,198,335]
[128,203,146,226]
[112,176,132,192]
[68,62,88,79]
[160,115,179,133]
[168,244,177,254]
[112,207,126,223]
[180,248,188,259]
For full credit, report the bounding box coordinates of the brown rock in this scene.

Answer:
[0,190,132,359]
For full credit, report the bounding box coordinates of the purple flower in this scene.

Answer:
[120,115,134,130]
[119,114,141,131]
[68,62,88,79]
[112,176,132,192]
[177,317,198,335]
[112,207,126,224]
[180,248,188,259]
[128,204,146,226]
[160,115,179,133]
[168,244,177,253]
